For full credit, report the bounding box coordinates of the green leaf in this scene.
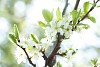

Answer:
[83,1,90,13]
[88,16,96,23]
[71,10,78,25]
[77,23,90,29]
[91,58,98,65]
[71,10,81,25]
[42,9,53,22]
[97,5,100,7]
[38,21,46,27]
[30,34,39,43]
[56,8,62,21]
[8,34,16,44]
[77,9,81,19]
[93,3,96,7]
[14,24,19,39]
[72,50,76,55]
[57,62,62,67]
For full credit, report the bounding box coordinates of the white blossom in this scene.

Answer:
[15,47,27,64]
[31,50,43,64]
[13,11,78,67]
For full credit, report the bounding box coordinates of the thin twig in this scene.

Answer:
[62,0,68,16]
[41,51,47,60]
[16,42,36,67]
[80,6,94,21]
[22,48,36,67]
[94,65,97,67]
[74,0,80,10]
[80,0,100,22]
[73,0,100,31]
[93,0,96,3]
[56,53,66,56]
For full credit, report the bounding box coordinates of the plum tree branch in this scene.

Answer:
[62,0,68,16]
[44,33,64,67]
[79,0,100,22]
[44,0,69,66]
[73,0,100,31]
[74,0,80,10]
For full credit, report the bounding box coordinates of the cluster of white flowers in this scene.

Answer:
[14,11,83,67]
[12,6,96,66]
[8,0,100,66]
[14,14,77,67]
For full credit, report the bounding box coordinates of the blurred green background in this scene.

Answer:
[0,0,31,67]
[0,0,100,67]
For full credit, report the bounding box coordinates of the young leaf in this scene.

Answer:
[77,23,90,29]
[97,5,100,7]
[88,16,96,23]
[77,9,81,17]
[83,1,90,13]
[42,9,53,22]
[56,8,62,21]
[57,62,62,67]
[30,34,39,43]
[91,58,98,66]
[14,24,19,39]
[38,21,46,27]
[76,9,81,20]
[71,10,81,25]
[93,3,96,7]
[71,10,78,25]
[8,34,16,44]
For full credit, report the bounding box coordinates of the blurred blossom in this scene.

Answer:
[14,1,26,17]
[0,17,9,44]
[84,48,98,61]
[0,17,9,32]
[73,48,98,67]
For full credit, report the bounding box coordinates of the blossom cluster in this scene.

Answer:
[12,8,77,67]
[8,0,100,66]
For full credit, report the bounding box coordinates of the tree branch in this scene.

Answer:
[94,65,97,67]
[80,0,100,22]
[45,32,64,67]
[73,0,100,31]
[62,0,69,16]
[80,7,94,21]
[16,40,36,67]
[74,0,80,10]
